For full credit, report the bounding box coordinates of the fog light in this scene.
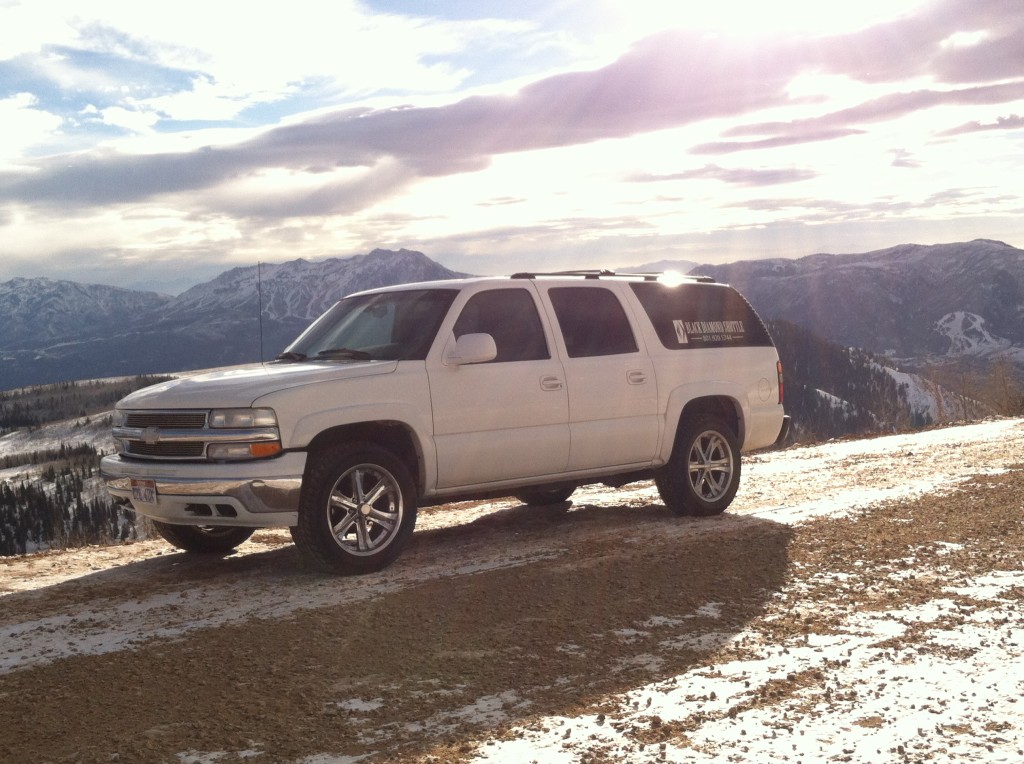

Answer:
[208,442,282,461]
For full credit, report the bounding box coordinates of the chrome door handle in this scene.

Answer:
[627,370,647,385]
[540,375,564,391]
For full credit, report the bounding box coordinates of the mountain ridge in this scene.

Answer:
[698,238,1024,362]
[3,239,1023,392]
[1,248,465,388]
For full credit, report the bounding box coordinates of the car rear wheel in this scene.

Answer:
[150,522,256,553]
[655,414,740,517]
[293,442,417,574]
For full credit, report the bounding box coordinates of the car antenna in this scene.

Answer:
[257,261,265,364]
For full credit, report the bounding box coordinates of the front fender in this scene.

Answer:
[253,364,438,489]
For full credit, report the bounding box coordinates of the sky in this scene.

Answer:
[1,0,1023,293]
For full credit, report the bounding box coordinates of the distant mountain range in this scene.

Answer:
[1,240,1021,439]
[0,249,465,389]
[696,239,1024,365]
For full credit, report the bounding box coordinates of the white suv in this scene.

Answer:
[102,271,789,573]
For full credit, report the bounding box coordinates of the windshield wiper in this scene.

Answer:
[274,351,308,362]
[315,347,374,361]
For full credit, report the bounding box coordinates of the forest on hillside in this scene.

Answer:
[0,376,169,556]
[768,320,930,441]
[0,375,173,433]
[768,319,1024,442]
[0,442,138,556]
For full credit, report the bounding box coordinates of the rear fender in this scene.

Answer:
[661,386,746,461]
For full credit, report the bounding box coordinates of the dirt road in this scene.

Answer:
[1,419,1023,763]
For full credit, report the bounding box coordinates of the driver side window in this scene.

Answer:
[453,289,549,363]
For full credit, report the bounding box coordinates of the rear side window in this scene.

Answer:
[549,287,639,357]
[630,282,774,349]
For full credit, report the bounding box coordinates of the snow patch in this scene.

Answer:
[935,311,1012,357]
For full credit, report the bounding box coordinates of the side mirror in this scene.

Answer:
[444,333,497,365]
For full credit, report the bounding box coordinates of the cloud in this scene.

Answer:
[207,160,419,219]
[890,149,921,168]
[705,81,1024,154]
[629,164,818,186]
[938,114,1024,136]
[691,129,865,155]
[0,93,63,163]
[811,0,1024,84]
[2,2,1024,222]
[0,29,802,212]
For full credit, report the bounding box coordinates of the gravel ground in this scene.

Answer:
[0,418,1022,763]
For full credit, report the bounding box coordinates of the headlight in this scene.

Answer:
[112,409,127,427]
[209,408,278,428]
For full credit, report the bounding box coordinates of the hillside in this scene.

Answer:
[767,319,992,441]
[0,376,172,555]
[2,418,1022,762]
[699,239,1024,362]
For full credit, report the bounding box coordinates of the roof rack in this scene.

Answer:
[510,270,715,283]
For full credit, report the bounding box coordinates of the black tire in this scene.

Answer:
[655,415,741,517]
[514,485,575,506]
[150,521,256,553]
[293,442,417,574]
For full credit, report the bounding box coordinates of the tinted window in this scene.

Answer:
[630,282,774,349]
[453,289,549,362]
[548,287,639,358]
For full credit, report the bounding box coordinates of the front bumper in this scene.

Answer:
[100,452,305,527]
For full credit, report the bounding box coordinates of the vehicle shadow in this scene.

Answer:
[5,496,763,599]
[0,499,796,763]
[330,502,795,760]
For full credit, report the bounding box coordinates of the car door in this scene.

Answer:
[427,285,570,489]
[540,283,660,471]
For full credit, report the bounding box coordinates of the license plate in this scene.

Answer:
[131,479,158,504]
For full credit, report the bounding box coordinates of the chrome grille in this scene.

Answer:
[125,411,208,428]
[115,408,280,462]
[125,441,206,459]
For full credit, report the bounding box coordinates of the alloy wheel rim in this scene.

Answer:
[687,430,734,501]
[326,463,403,556]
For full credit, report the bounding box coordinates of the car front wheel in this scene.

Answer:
[655,415,740,517]
[293,442,417,574]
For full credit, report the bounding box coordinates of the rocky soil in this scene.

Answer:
[1,418,1023,763]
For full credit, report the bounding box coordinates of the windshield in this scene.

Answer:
[278,288,458,362]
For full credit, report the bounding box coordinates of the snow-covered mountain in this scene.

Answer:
[0,278,171,348]
[1,249,465,389]
[170,248,464,323]
[3,239,1023,392]
[700,239,1024,363]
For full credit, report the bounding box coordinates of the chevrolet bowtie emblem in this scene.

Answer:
[141,427,161,445]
